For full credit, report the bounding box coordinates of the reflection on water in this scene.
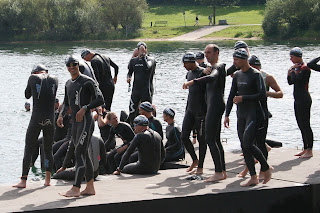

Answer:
[0,41,319,184]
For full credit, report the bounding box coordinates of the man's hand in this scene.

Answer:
[76,107,86,122]
[183,80,194,89]
[127,77,131,84]
[233,96,243,104]
[203,67,213,75]
[224,116,230,128]
[57,116,64,128]
[56,167,66,174]
[113,76,117,84]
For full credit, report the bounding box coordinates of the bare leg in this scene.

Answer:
[238,166,249,178]
[59,186,81,197]
[240,175,259,187]
[186,159,199,172]
[295,149,307,156]
[80,179,96,196]
[222,171,227,179]
[205,172,225,182]
[192,135,197,144]
[13,177,27,188]
[44,171,51,186]
[300,149,313,158]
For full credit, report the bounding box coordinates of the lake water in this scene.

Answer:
[0,40,319,184]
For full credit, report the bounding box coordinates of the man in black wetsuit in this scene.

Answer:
[195,51,207,68]
[181,52,207,175]
[163,107,185,162]
[81,48,118,111]
[113,115,165,175]
[224,49,272,187]
[13,64,58,188]
[104,112,135,173]
[139,101,163,139]
[227,40,251,76]
[287,47,313,158]
[56,55,104,197]
[78,59,98,83]
[183,44,227,182]
[127,42,156,125]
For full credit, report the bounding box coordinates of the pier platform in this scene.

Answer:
[1,146,320,212]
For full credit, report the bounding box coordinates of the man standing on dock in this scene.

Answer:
[13,64,58,188]
[57,55,104,197]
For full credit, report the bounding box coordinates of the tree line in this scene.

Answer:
[0,0,147,41]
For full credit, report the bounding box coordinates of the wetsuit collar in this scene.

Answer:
[71,74,81,82]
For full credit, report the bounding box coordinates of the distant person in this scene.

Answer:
[127,42,156,125]
[287,47,313,158]
[139,101,163,139]
[57,55,104,197]
[163,107,185,162]
[195,51,207,68]
[181,52,207,175]
[113,115,165,175]
[81,49,118,111]
[194,16,199,26]
[227,40,251,76]
[96,106,116,151]
[224,49,272,187]
[307,56,320,71]
[24,102,31,112]
[208,15,213,25]
[13,64,58,188]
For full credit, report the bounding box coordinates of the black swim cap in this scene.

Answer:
[196,51,205,59]
[31,64,48,74]
[81,49,92,58]
[65,55,79,65]
[163,107,175,117]
[55,98,59,103]
[25,102,30,106]
[139,101,153,112]
[133,115,149,127]
[233,48,249,59]
[248,55,261,66]
[182,52,196,63]
[234,40,248,50]
[137,41,147,49]
[290,47,302,57]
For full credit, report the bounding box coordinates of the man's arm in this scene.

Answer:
[25,76,32,99]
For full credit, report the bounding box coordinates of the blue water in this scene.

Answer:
[0,40,319,184]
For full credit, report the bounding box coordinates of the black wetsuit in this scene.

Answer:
[193,63,226,173]
[60,73,104,188]
[164,122,185,162]
[307,57,320,71]
[99,123,116,152]
[181,66,207,169]
[119,129,165,174]
[225,68,269,176]
[54,112,71,142]
[127,55,156,124]
[148,116,163,139]
[22,73,58,177]
[105,122,135,173]
[79,60,98,83]
[287,62,313,150]
[198,62,208,68]
[91,53,119,111]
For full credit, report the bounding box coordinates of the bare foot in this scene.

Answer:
[263,167,273,184]
[238,166,248,178]
[258,171,265,180]
[189,167,203,175]
[266,143,272,152]
[240,175,259,187]
[222,171,227,179]
[295,150,306,156]
[80,180,95,196]
[186,160,199,172]
[205,172,225,182]
[44,171,51,186]
[13,180,26,188]
[299,150,313,158]
[59,186,80,197]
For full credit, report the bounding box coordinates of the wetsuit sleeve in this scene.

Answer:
[62,141,75,168]
[105,127,116,148]
[227,64,239,76]
[25,76,32,99]
[160,140,165,164]
[165,126,181,152]
[193,69,219,85]
[242,73,266,102]
[110,58,119,77]
[143,56,154,70]
[84,80,104,110]
[307,57,320,71]
[118,135,140,170]
[127,59,134,78]
[225,74,238,117]
[59,85,69,117]
[91,59,101,85]
[288,66,310,85]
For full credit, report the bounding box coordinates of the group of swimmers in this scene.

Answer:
[12,40,320,197]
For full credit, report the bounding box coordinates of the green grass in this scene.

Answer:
[205,25,264,39]
[136,4,265,39]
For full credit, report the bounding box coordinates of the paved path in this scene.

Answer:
[168,25,230,41]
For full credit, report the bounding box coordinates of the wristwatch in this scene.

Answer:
[82,105,88,111]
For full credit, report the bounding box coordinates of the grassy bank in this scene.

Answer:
[137,4,265,39]
[204,25,264,39]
